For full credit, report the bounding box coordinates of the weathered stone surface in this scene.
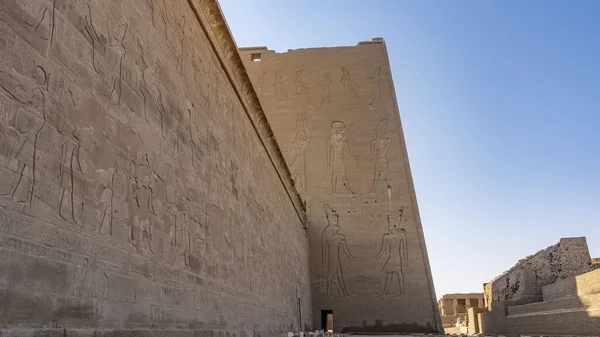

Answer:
[0,0,310,335]
[466,306,487,335]
[543,267,600,301]
[483,237,592,307]
[592,257,600,270]
[239,40,441,333]
[478,237,599,335]
[437,293,484,329]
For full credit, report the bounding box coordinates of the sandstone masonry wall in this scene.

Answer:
[483,237,592,308]
[240,41,441,333]
[0,0,310,335]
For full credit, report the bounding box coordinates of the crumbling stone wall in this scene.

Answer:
[484,237,592,307]
[0,0,311,335]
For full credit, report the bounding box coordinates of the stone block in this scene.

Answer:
[467,306,488,335]
[543,267,600,301]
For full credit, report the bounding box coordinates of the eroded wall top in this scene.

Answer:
[483,237,592,307]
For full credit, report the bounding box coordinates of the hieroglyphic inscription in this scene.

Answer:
[0,0,311,332]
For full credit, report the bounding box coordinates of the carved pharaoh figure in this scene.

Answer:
[374,209,408,298]
[321,205,357,297]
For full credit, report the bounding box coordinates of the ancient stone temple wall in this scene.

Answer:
[483,237,592,308]
[478,237,598,335]
[0,0,311,336]
[240,40,442,333]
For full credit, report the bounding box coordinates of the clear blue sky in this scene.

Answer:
[219,0,600,298]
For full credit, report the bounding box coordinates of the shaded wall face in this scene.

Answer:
[240,43,441,333]
[0,0,310,334]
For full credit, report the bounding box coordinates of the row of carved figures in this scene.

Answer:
[255,66,384,105]
[284,119,392,196]
[321,205,408,299]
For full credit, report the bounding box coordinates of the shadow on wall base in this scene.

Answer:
[341,320,436,333]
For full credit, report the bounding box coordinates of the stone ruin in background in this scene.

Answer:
[470,237,600,335]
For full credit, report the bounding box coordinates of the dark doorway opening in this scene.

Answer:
[320,310,334,332]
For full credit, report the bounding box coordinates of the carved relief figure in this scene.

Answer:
[94,270,110,300]
[58,127,85,226]
[84,3,103,75]
[255,72,266,100]
[340,67,359,99]
[322,205,357,297]
[107,22,128,106]
[130,153,158,255]
[293,70,309,101]
[96,168,114,236]
[366,120,391,193]
[138,216,155,255]
[326,121,356,194]
[274,71,287,99]
[0,107,45,206]
[369,66,383,104]
[23,2,53,41]
[319,72,332,105]
[374,209,408,298]
[73,258,91,297]
[287,130,309,197]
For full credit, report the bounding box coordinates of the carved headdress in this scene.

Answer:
[324,204,339,225]
[387,207,406,231]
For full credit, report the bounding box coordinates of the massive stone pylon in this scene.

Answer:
[241,39,443,333]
